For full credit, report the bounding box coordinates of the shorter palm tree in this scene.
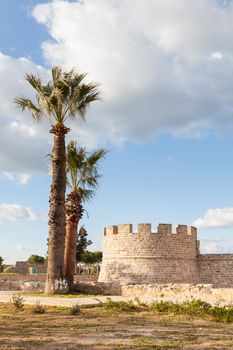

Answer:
[64,141,107,288]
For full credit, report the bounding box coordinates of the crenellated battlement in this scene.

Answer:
[99,222,199,284]
[99,221,233,288]
[104,223,197,238]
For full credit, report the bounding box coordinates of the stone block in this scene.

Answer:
[138,223,151,234]
[118,224,133,233]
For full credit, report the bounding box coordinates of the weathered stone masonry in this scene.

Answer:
[98,223,233,288]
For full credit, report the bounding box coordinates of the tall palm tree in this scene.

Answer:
[15,67,100,294]
[64,140,107,288]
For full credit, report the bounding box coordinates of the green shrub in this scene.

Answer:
[151,300,182,313]
[210,306,233,323]
[11,294,25,311]
[69,303,81,315]
[182,299,212,317]
[104,298,140,312]
[101,297,233,323]
[31,301,46,314]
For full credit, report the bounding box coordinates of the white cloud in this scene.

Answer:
[2,1,233,175]
[193,208,233,229]
[10,121,36,137]
[2,172,31,185]
[30,0,233,146]
[201,238,233,253]
[0,53,53,174]
[0,204,39,223]
[211,52,224,60]
[17,174,31,185]
[16,244,38,252]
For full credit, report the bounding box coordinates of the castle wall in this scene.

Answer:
[198,254,233,288]
[98,223,199,284]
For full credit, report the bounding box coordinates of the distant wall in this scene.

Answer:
[15,261,47,274]
[0,273,98,283]
[198,254,233,288]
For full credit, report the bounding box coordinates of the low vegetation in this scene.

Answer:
[1,298,233,349]
[0,256,5,272]
[104,298,233,323]
[31,301,46,314]
[10,294,25,311]
[68,303,81,315]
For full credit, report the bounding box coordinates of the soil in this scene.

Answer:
[1,302,233,349]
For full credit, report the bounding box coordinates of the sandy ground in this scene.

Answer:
[0,291,139,307]
[1,300,233,349]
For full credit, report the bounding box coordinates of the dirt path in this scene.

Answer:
[0,291,139,307]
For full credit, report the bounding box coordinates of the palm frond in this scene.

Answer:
[78,188,95,202]
[66,140,107,198]
[64,82,101,121]
[16,66,101,127]
[25,73,42,90]
[14,97,42,122]
[86,148,108,167]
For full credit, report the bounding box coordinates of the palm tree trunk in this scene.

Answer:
[45,124,69,294]
[64,219,79,289]
[64,191,84,289]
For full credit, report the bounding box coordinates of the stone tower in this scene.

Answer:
[98,223,199,284]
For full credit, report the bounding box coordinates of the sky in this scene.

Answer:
[1,0,233,263]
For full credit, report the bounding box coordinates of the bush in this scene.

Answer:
[0,256,4,272]
[182,299,212,317]
[100,298,233,323]
[151,299,233,323]
[11,294,25,311]
[151,300,182,313]
[69,303,81,315]
[210,306,233,323]
[104,298,140,312]
[31,301,46,314]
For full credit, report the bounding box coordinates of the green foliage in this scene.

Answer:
[0,256,4,272]
[210,305,233,323]
[151,299,211,316]
[15,67,100,125]
[104,298,140,312]
[76,226,93,262]
[66,141,108,197]
[80,250,103,264]
[11,294,25,311]
[31,301,46,314]
[27,255,45,265]
[102,298,233,323]
[151,299,233,323]
[68,303,81,315]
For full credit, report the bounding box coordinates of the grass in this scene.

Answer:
[31,301,46,314]
[103,298,233,323]
[1,300,233,349]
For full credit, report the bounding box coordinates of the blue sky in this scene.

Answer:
[1,0,233,263]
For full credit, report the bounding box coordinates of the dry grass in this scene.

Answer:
[1,302,233,349]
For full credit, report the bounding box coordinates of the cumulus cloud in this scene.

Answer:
[0,53,52,175]
[2,1,233,175]
[201,238,233,253]
[30,0,233,145]
[193,208,233,229]
[2,172,31,185]
[0,204,39,223]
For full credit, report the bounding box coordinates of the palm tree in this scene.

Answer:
[15,67,100,294]
[64,140,107,289]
